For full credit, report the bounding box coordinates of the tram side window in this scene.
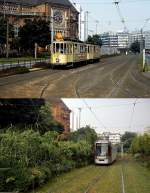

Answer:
[78,44,80,54]
[74,44,77,54]
[64,44,67,54]
[69,44,72,54]
[67,44,69,54]
[80,45,82,53]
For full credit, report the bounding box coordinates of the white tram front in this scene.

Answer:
[94,140,117,165]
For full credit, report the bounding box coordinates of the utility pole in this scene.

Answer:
[86,11,89,40]
[80,6,82,40]
[140,28,144,53]
[78,108,82,129]
[6,18,9,58]
[3,0,6,19]
[84,11,89,42]
[95,20,99,34]
[71,110,74,131]
[51,8,54,45]
[121,142,124,158]
[3,0,9,58]
[76,116,78,130]
[84,11,86,42]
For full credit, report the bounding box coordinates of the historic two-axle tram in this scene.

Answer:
[94,140,117,165]
[50,40,101,67]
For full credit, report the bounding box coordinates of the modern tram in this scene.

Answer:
[94,140,117,165]
[50,40,101,67]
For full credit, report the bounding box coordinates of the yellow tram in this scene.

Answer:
[50,40,101,67]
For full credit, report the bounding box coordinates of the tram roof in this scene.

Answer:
[95,140,110,144]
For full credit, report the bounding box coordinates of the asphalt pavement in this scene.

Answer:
[0,55,150,98]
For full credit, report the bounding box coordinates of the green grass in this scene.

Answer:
[123,157,150,193]
[29,157,150,193]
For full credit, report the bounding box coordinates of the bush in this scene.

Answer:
[130,133,150,169]
[0,130,93,192]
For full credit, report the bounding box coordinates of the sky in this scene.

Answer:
[71,0,150,33]
[62,98,150,134]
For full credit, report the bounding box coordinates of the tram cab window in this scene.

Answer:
[56,43,59,53]
[53,43,55,53]
[96,143,108,156]
[55,43,64,54]
[60,43,64,54]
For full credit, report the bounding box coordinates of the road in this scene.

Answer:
[0,55,150,98]
[32,157,150,193]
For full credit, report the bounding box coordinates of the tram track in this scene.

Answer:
[83,167,107,193]
[46,166,94,193]
[106,58,138,98]
[74,56,136,98]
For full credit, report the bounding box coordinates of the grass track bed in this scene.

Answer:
[32,157,150,193]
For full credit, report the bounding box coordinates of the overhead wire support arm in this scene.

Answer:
[113,1,127,31]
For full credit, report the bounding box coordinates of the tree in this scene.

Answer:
[0,17,14,55]
[130,40,140,53]
[69,125,98,145]
[121,132,137,152]
[0,102,64,134]
[36,105,64,134]
[130,134,150,156]
[19,19,51,53]
[86,34,102,47]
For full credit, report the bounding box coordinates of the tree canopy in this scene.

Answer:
[0,102,64,134]
[86,34,102,47]
[69,125,98,145]
[130,40,140,53]
[121,132,137,152]
[0,17,14,45]
[19,19,51,52]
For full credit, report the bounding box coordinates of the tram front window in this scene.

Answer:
[96,143,108,156]
[55,43,64,54]
[56,43,59,53]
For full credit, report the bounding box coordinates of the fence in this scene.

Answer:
[0,58,50,71]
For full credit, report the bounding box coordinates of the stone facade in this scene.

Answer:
[0,0,79,39]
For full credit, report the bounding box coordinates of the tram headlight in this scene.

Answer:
[56,58,60,63]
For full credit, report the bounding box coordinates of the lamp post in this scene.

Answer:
[3,0,6,19]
